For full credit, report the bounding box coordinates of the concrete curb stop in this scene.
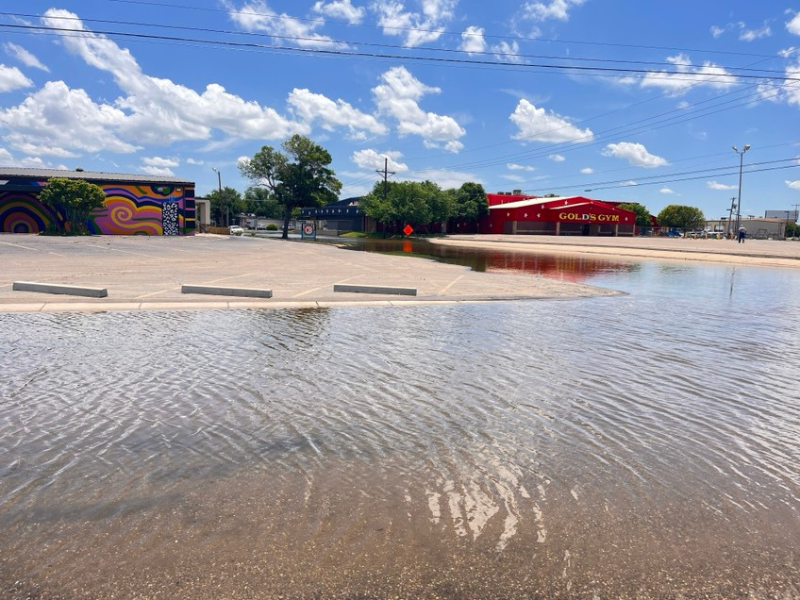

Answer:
[181,284,273,298]
[333,283,417,296]
[13,281,108,298]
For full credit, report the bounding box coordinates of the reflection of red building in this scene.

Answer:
[481,194,636,237]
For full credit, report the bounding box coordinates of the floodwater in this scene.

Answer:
[1,248,800,599]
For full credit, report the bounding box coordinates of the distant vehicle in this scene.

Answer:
[229,225,244,236]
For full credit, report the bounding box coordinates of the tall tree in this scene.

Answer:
[361,180,447,234]
[451,182,488,222]
[657,204,705,232]
[208,186,243,227]
[617,202,651,227]
[38,177,107,235]
[239,135,341,239]
[244,187,282,219]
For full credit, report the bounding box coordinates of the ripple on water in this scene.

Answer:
[1,264,800,597]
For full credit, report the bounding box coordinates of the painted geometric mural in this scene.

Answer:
[0,182,196,235]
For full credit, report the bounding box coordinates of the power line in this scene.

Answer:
[2,21,798,84]
[3,11,791,77]
[97,0,783,61]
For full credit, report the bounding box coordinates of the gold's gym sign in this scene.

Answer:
[558,212,620,222]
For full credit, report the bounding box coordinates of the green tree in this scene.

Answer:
[450,182,488,222]
[244,187,282,219]
[208,186,243,227]
[657,204,705,232]
[239,135,342,239]
[617,202,652,227]
[38,177,107,235]
[361,180,448,234]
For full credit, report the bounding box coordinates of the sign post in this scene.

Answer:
[301,221,316,240]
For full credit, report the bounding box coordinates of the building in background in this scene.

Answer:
[0,168,196,235]
[300,197,365,234]
[481,193,638,236]
[706,216,789,240]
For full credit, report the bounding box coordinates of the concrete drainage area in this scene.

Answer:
[12,281,418,301]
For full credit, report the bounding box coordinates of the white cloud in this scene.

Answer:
[580,167,593,174]
[3,43,49,72]
[399,168,483,190]
[622,180,638,187]
[789,12,800,36]
[312,0,365,24]
[786,180,800,190]
[707,180,737,190]
[459,26,522,62]
[637,54,738,96]
[143,156,180,168]
[522,0,585,22]
[510,99,593,143]
[0,80,136,155]
[0,64,33,92]
[460,26,487,54]
[548,154,565,162]
[288,88,387,138]
[0,146,67,168]
[372,66,465,152]
[37,9,306,148]
[374,0,457,47]
[225,0,342,48]
[141,166,176,176]
[710,25,725,38]
[660,187,675,194]
[740,24,771,41]
[602,142,667,168]
[493,41,522,63]
[507,163,535,171]
[765,57,800,106]
[186,157,205,165]
[351,148,408,172]
[503,174,526,183]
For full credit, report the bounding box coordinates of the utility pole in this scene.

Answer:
[376,157,396,200]
[728,197,736,239]
[375,157,396,237]
[732,144,750,235]
[212,167,226,227]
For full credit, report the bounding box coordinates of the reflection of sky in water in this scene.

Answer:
[1,253,800,597]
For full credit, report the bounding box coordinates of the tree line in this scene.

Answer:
[37,134,728,238]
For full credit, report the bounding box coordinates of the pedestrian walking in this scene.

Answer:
[738,226,746,243]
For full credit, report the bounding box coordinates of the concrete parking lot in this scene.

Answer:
[0,234,619,313]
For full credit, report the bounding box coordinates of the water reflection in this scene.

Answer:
[1,260,800,598]
[334,237,638,281]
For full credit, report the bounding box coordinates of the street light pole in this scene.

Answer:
[728,197,736,238]
[732,144,750,236]
[211,167,226,227]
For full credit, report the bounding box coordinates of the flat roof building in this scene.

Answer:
[481,193,637,236]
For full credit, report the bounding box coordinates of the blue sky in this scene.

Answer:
[1,0,799,219]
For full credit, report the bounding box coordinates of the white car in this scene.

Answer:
[229,225,244,236]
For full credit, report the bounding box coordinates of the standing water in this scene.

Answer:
[1,250,799,598]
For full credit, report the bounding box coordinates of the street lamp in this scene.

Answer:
[732,144,750,236]
[211,167,227,227]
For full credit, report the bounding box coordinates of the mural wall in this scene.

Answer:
[0,182,196,235]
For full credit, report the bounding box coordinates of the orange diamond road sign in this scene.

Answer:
[403,224,414,236]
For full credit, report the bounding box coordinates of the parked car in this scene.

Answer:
[229,225,244,236]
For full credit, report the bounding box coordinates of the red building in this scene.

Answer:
[481,193,637,236]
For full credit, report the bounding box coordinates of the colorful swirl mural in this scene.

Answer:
[0,192,58,233]
[0,182,193,235]
[88,185,185,235]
